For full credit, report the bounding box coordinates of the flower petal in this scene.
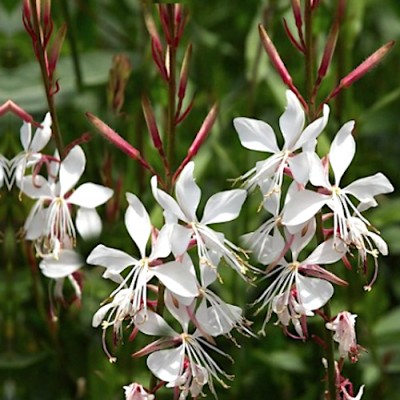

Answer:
[304,238,345,265]
[201,189,246,225]
[135,309,176,337]
[19,175,53,199]
[86,244,136,273]
[30,112,52,152]
[296,274,334,311]
[280,90,305,150]
[147,345,184,382]
[151,176,187,222]
[20,121,32,151]
[39,249,83,279]
[125,193,151,257]
[59,145,86,196]
[175,162,201,222]
[67,183,113,208]
[76,207,102,240]
[329,121,355,185]
[234,117,280,153]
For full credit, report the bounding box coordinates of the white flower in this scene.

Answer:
[326,311,359,361]
[255,220,345,334]
[11,112,52,186]
[234,90,329,209]
[282,121,394,242]
[123,383,154,400]
[87,193,199,317]
[341,385,365,400]
[20,145,113,255]
[151,161,249,278]
[133,291,233,398]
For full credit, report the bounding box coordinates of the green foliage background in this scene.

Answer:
[0,1,400,399]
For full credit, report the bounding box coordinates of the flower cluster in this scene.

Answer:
[88,161,252,398]
[234,90,393,396]
[8,113,113,301]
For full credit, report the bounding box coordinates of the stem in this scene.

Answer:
[60,0,83,91]
[304,0,316,119]
[166,5,177,186]
[29,0,64,156]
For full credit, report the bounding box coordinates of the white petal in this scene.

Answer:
[296,274,334,310]
[294,104,330,150]
[329,121,355,185]
[135,309,176,337]
[288,152,311,186]
[282,190,328,226]
[59,145,86,196]
[368,232,388,256]
[125,193,151,257]
[304,238,345,265]
[309,153,331,189]
[86,244,136,273]
[20,175,53,199]
[280,90,305,150]
[39,249,83,279]
[151,176,187,222]
[343,172,394,202]
[291,219,316,259]
[150,225,172,260]
[201,189,246,225]
[30,112,52,152]
[92,304,114,327]
[68,183,113,208]
[169,224,192,257]
[175,162,201,222]
[147,346,184,382]
[234,117,280,153]
[20,122,32,151]
[152,259,199,299]
[76,207,102,240]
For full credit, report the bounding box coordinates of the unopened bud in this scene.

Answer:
[178,43,192,100]
[107,54,132,114]
[141,95,164,154]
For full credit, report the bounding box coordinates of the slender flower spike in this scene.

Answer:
[151,161,249,278]
[234,90,329,212]
[87,192,199,319]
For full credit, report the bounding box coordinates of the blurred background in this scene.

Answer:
[0,0,400,399]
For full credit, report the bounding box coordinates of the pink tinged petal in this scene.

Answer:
[86,244,136,273]
[288,153,311,186]
[67,183,113,208]
[151,176,187,222]
[280,90,305,150]
[20,121,32,151]
[30,112,52,152]
[201,189,246,225]
[92,303,114,327]
[296,274,334,310]
[282,190,328,226]
[343,172,394,202]
[175,161,201,222]
[19,175,53,198]
[76,207,102,240]
[293,104,330,151]
[125,193,151,257]
[59,145,86,196]
[309,153,331,189]
[135,309,176,337]
[147,345,184,382]
[233,117,279,153]
[304,238,346,265]
[39,249,83,279]
[152,260,199,299]
[329,121,355,185]
[150,225,172,260]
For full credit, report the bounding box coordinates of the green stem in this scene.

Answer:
[29,0,64,156]
[60,0,83,91]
